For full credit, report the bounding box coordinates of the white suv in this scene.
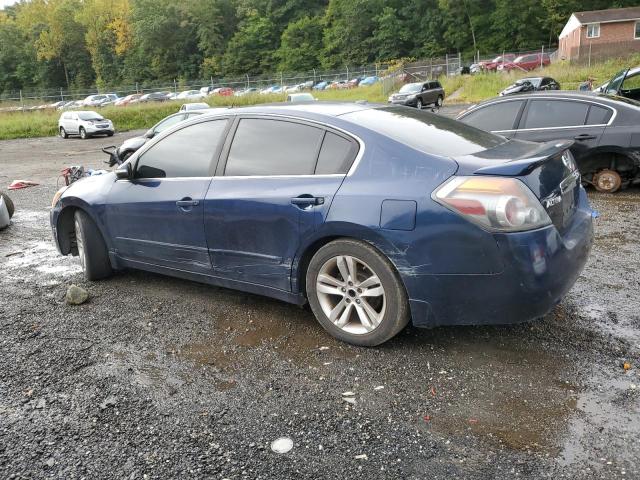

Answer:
[58,111,114,139]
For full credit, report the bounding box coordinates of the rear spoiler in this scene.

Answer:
[471,140,573,177]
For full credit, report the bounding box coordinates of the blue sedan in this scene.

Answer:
[50,103,594,346]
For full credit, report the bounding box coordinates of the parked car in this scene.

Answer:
[115,94,142,106]
[200,86,215,96]
[179,102,210,112]
[58,110,114,139]
[499,77,560,96]
[388,81,444,109]
[234,88,258,96]
[51,103,593,346]
[177,90,203,100]
[140,92,171,103]
[82,94,109,107]
[286,93,316,102]
[456,91,640,193]
[359,76,380,86]
[217,87,234,96]
[479,54,516,71]
[596,67,640,101]
[313,81,328,90]
[100,93,119,106]
[108,109,213,163]
[497,53,551,72]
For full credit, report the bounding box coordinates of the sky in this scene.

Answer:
[0,0,18,9]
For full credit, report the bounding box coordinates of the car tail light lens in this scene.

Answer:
[433,176,551,232]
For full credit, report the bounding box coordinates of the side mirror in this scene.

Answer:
[115,163,132,179]
[144,129,155,139]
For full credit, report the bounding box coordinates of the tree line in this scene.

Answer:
[0,0,634,94]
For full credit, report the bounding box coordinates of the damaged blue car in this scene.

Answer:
[50,103,594,346]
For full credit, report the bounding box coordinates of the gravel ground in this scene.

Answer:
[1,113,639,479]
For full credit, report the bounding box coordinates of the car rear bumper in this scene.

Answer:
[406,187,594,327]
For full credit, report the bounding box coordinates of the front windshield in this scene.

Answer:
[605,68,628,94]
[294,93,314,101]
[399,83,421,94]
[78,112,103,120]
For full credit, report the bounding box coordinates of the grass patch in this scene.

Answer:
[0,87,387,140]
[1,56,638,140]
[441,53,640,104]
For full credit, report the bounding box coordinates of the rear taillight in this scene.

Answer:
[433,176,551,232]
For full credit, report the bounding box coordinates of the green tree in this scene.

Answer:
[222,11,277,75]
[322,0,383,68]
[275,16,322,72]
[372,6,410,61]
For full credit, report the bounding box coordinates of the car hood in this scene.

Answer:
[499,84,527,96]
[118,136,147,153]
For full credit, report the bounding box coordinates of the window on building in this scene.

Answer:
[586,23,600,38]
[635,21,640,39]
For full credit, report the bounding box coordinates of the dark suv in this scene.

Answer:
[388,81,445,109]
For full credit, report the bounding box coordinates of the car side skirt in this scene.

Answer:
[112,254,307,306]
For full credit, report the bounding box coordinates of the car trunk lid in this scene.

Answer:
[454,139,580,233]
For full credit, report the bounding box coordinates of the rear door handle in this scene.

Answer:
[574,134,597,140]
[176,199,199,207]
[291,196,324,207]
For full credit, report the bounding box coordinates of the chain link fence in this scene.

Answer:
[1,47,563,109]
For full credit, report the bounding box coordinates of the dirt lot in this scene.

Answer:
[1,116,639,479]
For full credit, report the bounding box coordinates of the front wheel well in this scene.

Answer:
[56,206,79,255]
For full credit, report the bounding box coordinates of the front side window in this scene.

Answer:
[587,23,600,38]
[136,119,228,179]
[461,100,525,132]
[522,100,589,129]
[224,119,324,176]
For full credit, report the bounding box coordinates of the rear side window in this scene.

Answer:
[315,132,358,174]
[522,100,589,129]
[225,119,323,176]
[461,100,524,131]
[586,104,613,125]
[136,119,228,178]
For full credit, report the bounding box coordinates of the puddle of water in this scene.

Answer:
[559,373,640,469]
[407,334,579,455]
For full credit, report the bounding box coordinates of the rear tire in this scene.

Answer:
[436,95,443,107]
[0,191,14,218]
[74,210,113,280]
[593,169,622,193]
[306,239,410,346]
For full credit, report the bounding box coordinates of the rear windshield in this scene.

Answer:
[342,106,505,157]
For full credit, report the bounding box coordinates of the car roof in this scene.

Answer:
[200,102,376,118]
[473,91,637,107]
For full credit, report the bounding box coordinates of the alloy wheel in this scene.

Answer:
[315,255,386,335]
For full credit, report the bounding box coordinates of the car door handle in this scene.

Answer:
[574,134,597,140]
[291,196,324,206]
[176,199,199,207]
